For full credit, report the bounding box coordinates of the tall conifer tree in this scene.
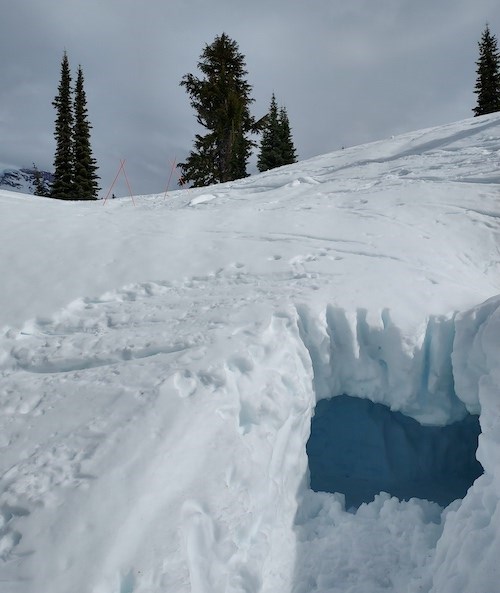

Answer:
[51,52,74,200]
[51,53,99,200]
[73,66,100,200]
[179,33,259,187]
[257,95,297,172]
[473,25,500,116]
[277,106,297,166]
[257,94,281,172]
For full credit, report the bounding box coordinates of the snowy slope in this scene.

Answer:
[1,114,500,593]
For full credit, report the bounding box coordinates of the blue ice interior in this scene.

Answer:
[306,395,483,509]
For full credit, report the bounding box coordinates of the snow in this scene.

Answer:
[1,113,500,592]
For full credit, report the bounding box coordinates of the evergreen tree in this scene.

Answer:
[179,33,259,187]
[32,163,49,197]
[257,93,281,172]
[73,66,100,200]
[277,106,297,166]
[473,24,500,116]
[51,52,74,200]
[257,95,297,172]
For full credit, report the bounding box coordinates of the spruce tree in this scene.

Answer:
[257,94,282,172]
[179,33,259,187]
[51,52,74,200]
[277,106,297,166]
[473,24,500,116]
[73,66,100,200]
[257,96,297,172]
[32,163,49,197]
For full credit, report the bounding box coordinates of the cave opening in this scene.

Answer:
[306,395,483,509]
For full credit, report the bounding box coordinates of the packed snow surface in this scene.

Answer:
[1,114,500,592]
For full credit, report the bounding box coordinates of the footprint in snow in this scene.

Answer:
[169,370,198,398]
[0,504,29,559]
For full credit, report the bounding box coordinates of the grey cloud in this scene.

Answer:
[1,1,499,194]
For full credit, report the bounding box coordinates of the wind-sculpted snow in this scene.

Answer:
[1,114,500,592]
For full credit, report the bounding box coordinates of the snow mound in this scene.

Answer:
[1,114,500,592]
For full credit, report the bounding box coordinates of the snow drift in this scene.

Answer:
[1,114,500,592]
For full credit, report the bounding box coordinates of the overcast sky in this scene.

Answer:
[1,0,500,196]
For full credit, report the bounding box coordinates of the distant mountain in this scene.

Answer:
[0,167,53,195]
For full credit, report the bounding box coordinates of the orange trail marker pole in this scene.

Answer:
[122,161,135,207]
[163,157,177,199]
[102,160,125,205]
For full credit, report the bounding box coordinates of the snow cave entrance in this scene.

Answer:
[306,395,483,509]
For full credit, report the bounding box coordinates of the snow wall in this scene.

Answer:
[290,296,500,593]
[2,289,499,592]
